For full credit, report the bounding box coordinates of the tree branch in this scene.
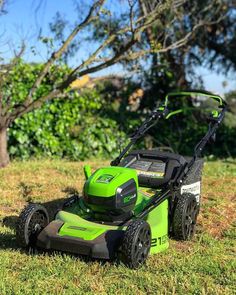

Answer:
[4,0,105,121]
[21,0,105,107]
[66,1,170,80]
[6,0,227,123]
[66,13,227,81]
[0,42,25,115]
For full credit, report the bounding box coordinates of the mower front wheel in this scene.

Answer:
[120,220,151,269]
[16,203,49,248]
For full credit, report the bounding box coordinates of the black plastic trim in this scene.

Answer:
[36,221,124,259]
[84,179,137,215]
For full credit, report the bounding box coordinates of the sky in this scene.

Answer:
[0,0,235,95]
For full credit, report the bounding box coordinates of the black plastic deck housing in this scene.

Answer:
[36,220,124,259]
[119,150,188,188]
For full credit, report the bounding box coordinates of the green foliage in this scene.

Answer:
[5,61,236,161]
[2,60,69,112]
[8,92,124,160]
[6,62,124,160]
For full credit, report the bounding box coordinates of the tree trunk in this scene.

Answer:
[0,128,9,167]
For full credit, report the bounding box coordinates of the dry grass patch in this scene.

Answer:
[0,159,235,295]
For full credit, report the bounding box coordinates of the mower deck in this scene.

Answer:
[36,188,169,259]
[36,219,124,259]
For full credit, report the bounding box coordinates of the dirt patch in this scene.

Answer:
[199,176,236,238]
[171,240,194,252]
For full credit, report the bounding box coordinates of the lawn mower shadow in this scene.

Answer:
[1,189,120,266]
[1,215,19,249]
[42,197,67,221]
[43,186,79,220]
[0,228,117,266]
[2,215,18,231]
[0,195,68,251]
[0,231,111,266]
[2,195,119,267]
[1,196,67,232]
[0,232,18,250]
[1,222,119,267]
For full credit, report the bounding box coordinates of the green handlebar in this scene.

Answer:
[164,91,225,107]
[163,90,227,120]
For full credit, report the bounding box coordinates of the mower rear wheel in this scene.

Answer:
[16,203,49,248]
[120,220,151,269]
[172,193,199,240]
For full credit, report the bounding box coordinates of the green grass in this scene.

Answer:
[0,159,235,295]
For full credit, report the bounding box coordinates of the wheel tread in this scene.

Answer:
[121,220,150,268]
[16,203,49,247]
[172,193,199,240]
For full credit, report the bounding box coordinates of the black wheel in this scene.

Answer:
[16,203,49,248]
[120,220,151,269]
[172,194,199,240]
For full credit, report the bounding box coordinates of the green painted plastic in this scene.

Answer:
[165,91,223,107]
[134,189,169,254]
[56,210,125,240]
[212,110,219,118]
[56,188,169,255]
[84,165,92,179]
[84,166,138,197]
[145,200,169,254]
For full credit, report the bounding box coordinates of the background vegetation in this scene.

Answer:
[0,2,235,294]
[0,0,235,164]
[7,61,125,160]
[6,61,236,160]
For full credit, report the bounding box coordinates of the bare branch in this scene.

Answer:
[23,0,105,105]
[57,1,172,89]
[5,0,105,120]
[5,0,227,123]
[128,0,135,34]
[6,89,63,124]
[6,0,169,121]
[67,1,170,80]
[69,12,227,78]
[0,42,26,115]
[0,0,6,15]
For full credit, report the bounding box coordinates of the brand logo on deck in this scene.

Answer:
[123,193,136,203]
[96,174,114,183]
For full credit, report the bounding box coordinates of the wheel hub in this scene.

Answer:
[28,211,48,244]
[138,242,143,250]
[34,223,41,232]
[184,198,198,238]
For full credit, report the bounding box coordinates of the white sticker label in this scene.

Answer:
[181,181,201,203]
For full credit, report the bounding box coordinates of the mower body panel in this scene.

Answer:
[84,166,139,214]
[36,211,126,259]
[84,166,138,197]
[36,187,169,258]
[134,188,169,254]
[145,199,169,254]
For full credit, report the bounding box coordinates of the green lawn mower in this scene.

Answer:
[16,90,227,268]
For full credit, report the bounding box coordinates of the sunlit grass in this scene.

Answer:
[0,159,235,294]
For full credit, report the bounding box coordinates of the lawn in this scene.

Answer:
[0,159,235,295]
